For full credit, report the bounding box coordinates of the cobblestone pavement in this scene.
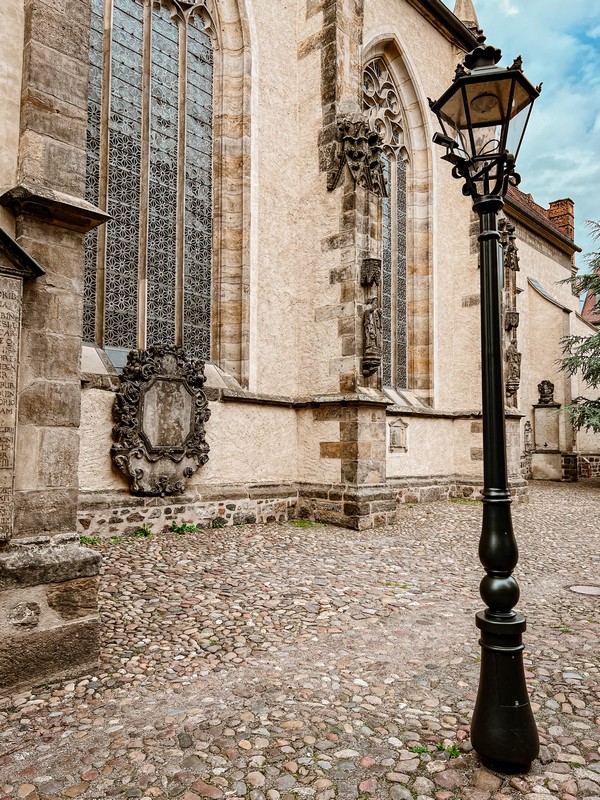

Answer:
[1,481,599,800]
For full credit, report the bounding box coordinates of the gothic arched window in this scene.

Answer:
[363,57,407,389]
[84,0,214,364]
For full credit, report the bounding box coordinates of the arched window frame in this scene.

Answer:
[362,39,434,403]
[363,56,408,389]
[84,0,252,384]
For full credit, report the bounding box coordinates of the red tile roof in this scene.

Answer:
[581,286,600,326]
[505,184,580,253]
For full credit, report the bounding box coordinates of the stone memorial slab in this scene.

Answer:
[533,405,560,452]
[112,344,210,495]
[0,276,22,540]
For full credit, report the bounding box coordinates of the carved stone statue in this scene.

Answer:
[506,342,521,382]
[537,380,555,405]
[523,420,533,454]
[505,341,521,404]
[362,296,382,376]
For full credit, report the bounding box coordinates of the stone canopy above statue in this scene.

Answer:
[111,345,211,496]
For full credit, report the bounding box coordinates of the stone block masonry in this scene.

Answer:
[0,533,101,693]
[578,453,600,478]
[78,487,299,538]
[391,475,528,505]
[0,275,21,542]
[0,0,107,695]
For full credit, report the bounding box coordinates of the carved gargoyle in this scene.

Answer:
[328,117,387,196]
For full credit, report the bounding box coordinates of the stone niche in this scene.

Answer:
[112,344,211,495]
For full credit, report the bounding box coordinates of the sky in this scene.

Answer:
[441,0,600,266]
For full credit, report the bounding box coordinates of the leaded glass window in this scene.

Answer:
[363,57,408,388]
[84,0,214,362]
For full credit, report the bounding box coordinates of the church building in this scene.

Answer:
[0,0,597,691]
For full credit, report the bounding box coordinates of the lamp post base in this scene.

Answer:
[471,611,539,773]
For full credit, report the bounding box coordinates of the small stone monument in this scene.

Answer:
[112,344,211,495]
[531,380,561,480]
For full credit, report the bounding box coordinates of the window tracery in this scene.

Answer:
[84,0,214,362]
[363,57,408,389]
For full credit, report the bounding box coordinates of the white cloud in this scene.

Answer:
[499,0,519,16]
[441,0,600,260]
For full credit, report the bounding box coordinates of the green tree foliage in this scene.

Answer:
[560,220,600,432]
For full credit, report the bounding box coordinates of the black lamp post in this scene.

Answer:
[429,36,541,774]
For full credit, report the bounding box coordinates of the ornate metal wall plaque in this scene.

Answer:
[112,344,210,495]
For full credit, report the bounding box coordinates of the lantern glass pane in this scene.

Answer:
[463,75,513,127]
[506,100,532,159]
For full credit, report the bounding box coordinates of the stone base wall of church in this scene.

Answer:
[578,453,600,478]
[78,486,299,538]
[296,483,398,531]
[78,473,530,539]
[0,534,101,695]
[391,475,528,505]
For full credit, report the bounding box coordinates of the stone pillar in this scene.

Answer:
[0,0,107,692]
[298,395,397,530]
[561,453,578,483]
[302,0,396,527]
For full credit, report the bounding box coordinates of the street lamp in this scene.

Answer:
[429,35,541,774]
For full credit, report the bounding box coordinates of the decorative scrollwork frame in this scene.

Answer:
[111,344,211,496]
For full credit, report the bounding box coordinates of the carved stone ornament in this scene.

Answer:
[537,380,555,406]
[504,309,519,331]
[361,257,381,288]
[523,420,533,454]
[362,296,382,376]
[111,345,210,496]
[328,117,387,196]
[499,219,520,272]
[505,340,522,400]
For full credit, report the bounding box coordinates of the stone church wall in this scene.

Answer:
[0,0,23,234]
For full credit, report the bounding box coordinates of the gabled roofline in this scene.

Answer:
[528,278,572,313]
[406,0,479,51]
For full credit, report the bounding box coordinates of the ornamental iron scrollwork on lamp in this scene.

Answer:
[430,34,541,774]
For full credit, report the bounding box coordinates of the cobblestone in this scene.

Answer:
[0,481,599,800]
